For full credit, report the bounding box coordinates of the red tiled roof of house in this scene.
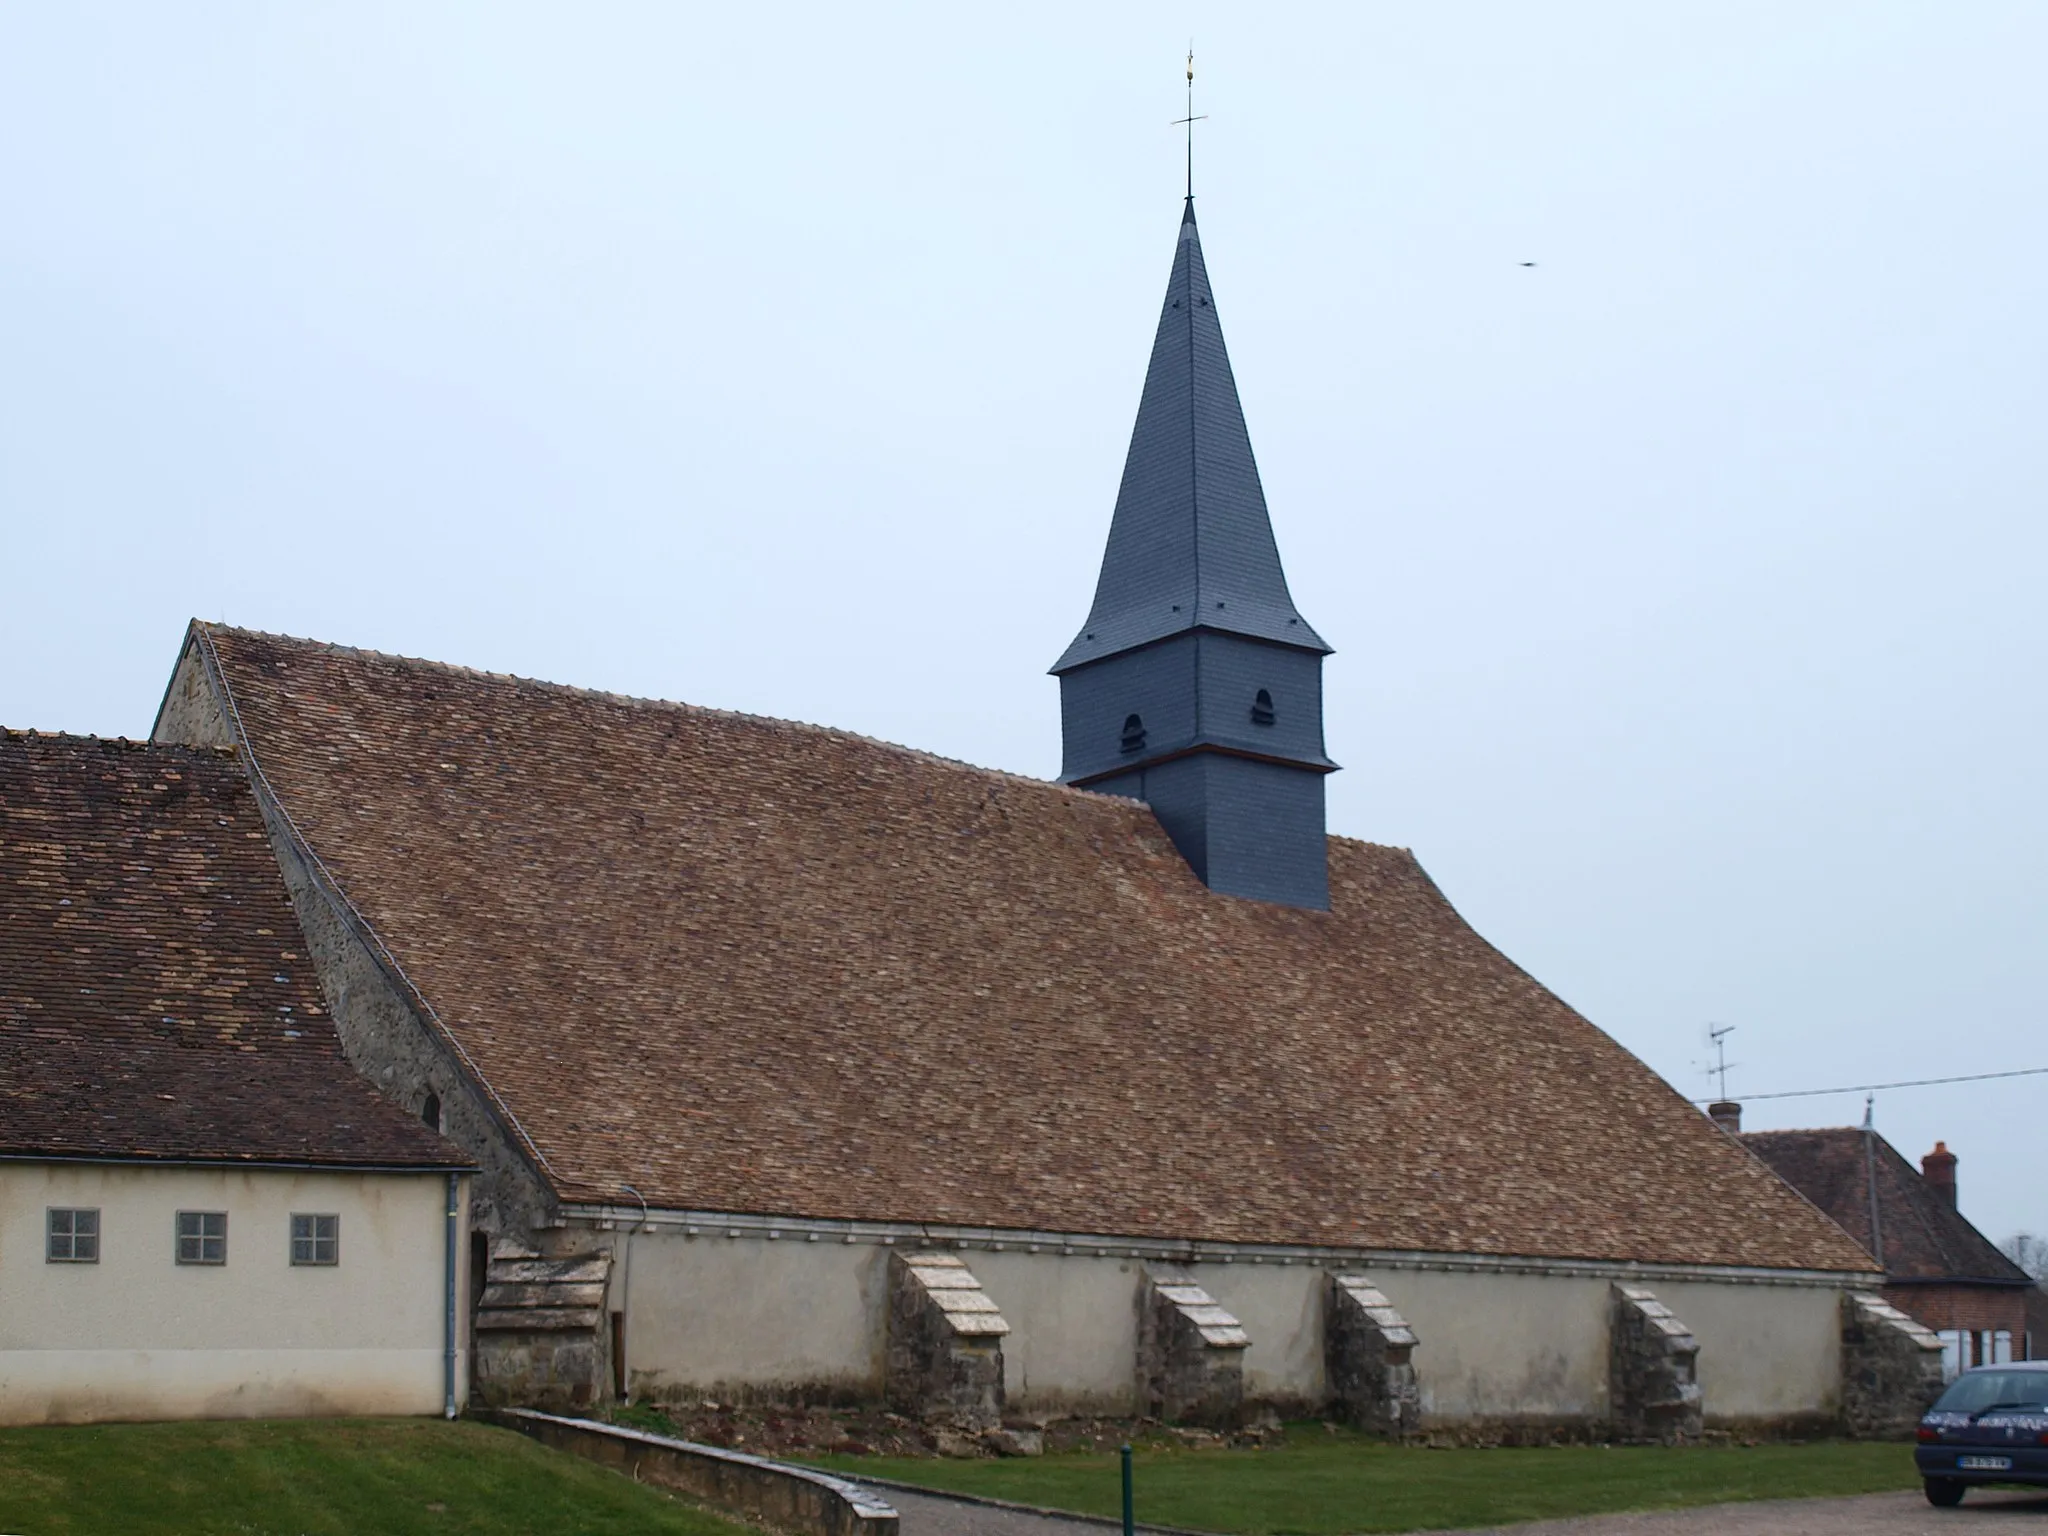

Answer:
[0,731,469,1169]
[172,623,1875,1270]
[1741,1127,2031,1287]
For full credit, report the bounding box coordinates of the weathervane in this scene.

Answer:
[1171,47,1206,200]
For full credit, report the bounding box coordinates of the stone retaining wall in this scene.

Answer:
[491,1408,898,1535]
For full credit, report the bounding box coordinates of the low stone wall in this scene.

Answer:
[490,1408,898,1535]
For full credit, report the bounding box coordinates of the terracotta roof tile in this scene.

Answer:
[184,625,1872,1270]
[0,731,468,1169]
[1741,1127,2030,1286]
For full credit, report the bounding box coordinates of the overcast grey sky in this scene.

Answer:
[3,3,2041,1248]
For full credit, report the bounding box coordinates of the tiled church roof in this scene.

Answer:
[171,623,1874,1271]
[0,732,467,1169]
[1741,1128,2031,1286]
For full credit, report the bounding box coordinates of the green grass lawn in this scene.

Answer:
[0,1418,750,1536]
[810,1431,1919,1534]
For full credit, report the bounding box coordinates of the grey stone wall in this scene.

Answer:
[155,639,558,1243]
[1324,1272,1421,1436]
[1609,1284,1703,1443]
[885,1252,1008,1430]
[1139,1268,1248,1426]
[1839,1292,1944,1439]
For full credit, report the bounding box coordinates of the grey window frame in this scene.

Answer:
[290,1212,340,1267]
[175,1209,228,1265]
[46,1206,100,1263]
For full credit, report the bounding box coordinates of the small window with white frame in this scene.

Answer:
[176,1210,227,1265]
[291,1213,339,1266]
[47,1207,100,1263]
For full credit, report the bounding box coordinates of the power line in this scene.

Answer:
[1692,1064,2048,1105]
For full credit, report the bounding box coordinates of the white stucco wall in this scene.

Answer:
[0,1161,468,1425]
[605,1219,1854,1426]
[618,1231,886,1401]
[1659,1278,1843,1422]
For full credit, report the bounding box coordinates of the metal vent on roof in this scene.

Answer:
[1251,689,1275,727]
[1120,714,1147,754]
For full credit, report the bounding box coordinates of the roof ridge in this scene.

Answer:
[197,621,1086,796]
[195,623,1408,849]
[2,728,238,760]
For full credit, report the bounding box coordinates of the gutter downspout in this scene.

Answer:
[618,1184,649,1405]
[444,1172,460,1419]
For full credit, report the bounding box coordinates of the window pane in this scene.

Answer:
[47,1208,99,1263]
[177,1211,227,1264]
[290,1213,338,1265]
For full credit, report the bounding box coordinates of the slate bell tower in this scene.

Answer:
[1054,200,1336,909]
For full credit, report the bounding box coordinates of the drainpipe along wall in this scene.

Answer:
[444,1172,459,1419]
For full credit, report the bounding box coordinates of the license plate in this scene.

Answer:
[1959,1456,2012,1471]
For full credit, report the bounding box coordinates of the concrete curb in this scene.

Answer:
[488,1407,899,1533]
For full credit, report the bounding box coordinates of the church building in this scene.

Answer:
[146,199,1938,1437]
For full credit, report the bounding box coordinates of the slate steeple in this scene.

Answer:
[1054,200,1336,910]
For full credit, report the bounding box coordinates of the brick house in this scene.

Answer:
[1736,1117,2035,1371]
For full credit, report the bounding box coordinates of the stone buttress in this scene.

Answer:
[886,1252,1009,1430]
[1139,1268,1249,1426]
[1609,1284,1702,1443]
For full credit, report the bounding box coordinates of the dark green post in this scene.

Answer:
[1121,1442,1134,1536]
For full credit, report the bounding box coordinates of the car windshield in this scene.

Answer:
[1934,1370,2048,1415]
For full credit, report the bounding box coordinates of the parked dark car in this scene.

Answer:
[1916,1360,2048,1505]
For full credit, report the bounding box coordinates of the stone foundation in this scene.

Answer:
[1840,1291,1943,1439]
[1609,1284,1702,1443]
[1324,1272,1421,1436]
[1139,1268,1248,1426]
[885,1252,1008,1429]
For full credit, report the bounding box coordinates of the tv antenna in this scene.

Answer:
[1171,47,1207,200]
[1706,1023,1737,1101]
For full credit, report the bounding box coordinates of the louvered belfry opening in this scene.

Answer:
[1052,200,1337,910]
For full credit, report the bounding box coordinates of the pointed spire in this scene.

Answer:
[1052,201,1329,675]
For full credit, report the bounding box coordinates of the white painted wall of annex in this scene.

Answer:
[609,1225,1850,1424]
[0,1162,467,1425]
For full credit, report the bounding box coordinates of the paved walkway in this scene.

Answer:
[865,1484,2048,1536]
[873,1485,1117,1536]
[1440,1488,2048,1534]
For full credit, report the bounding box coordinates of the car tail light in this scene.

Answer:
[2039,1430,2048,1447]
[1916,1426,1940,1443]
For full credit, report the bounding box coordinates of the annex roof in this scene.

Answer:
[1052,202,1329,674]
[0,731,468,1170]
[166,623,1873,1271]
[1741,1127,2031,1287]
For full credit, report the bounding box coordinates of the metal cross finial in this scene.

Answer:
[1171,48,1207,201]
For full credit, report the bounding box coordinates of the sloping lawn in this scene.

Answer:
[812,1432,1918,1534]
[0,1418,750,1536]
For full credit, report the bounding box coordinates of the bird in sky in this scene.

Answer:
[1520,261,1537,268]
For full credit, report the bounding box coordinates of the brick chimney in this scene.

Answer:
[1707,1101,1742,1134]
[1922,1141,1957,1207]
